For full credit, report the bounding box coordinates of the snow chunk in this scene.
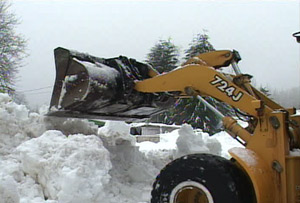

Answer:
[175,124,221,158]
[0,93,11,103]
[290,148,300,156]
[18,176,46,203]
[213,131,244,158]
[45,117,98,136]
[98,121,135,146]
[0,94,46,155]
[0,175,20,203]
[137,129,179,152]
[16,130,112,202]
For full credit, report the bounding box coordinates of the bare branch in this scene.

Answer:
[0,0,26,94]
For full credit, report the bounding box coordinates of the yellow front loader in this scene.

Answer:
[48,32,300,203]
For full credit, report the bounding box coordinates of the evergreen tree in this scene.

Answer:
[145,38,179,73]
[145,38,180,123]
[166,96,234,134]
[166,33,234,135]
[184,33,214,60]
[0,0,26,94]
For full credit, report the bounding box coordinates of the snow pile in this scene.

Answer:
[0,93,162,202]
[0,93,45,203]
[98,121,163,202]
[17,131,111,203]
[0,93,243,202]
[137,124,231,160]
[0,93,46,155]
[98,121,135,146]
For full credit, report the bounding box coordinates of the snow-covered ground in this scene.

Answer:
[0,93,243,203]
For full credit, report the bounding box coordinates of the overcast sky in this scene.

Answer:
[11,0,300,107]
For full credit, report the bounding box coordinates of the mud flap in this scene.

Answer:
[48,47,173,121]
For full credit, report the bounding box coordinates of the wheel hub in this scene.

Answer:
[170,181,214,203]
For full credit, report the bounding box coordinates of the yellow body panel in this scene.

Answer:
[227,111,300,203]
[229,148,275,203]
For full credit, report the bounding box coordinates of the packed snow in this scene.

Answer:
[0,93,243,203]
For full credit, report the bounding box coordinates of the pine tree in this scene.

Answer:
[145,38,179,73]
[166,33,233,135]
[145,38,179,123]
[0,0,26,94]
[166,96,234,134]
[147,33,235,134]
[184,33,214,60]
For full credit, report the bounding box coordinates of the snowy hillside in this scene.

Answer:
[0,93,242,203]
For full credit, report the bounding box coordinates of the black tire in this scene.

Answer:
[151,153,256,203]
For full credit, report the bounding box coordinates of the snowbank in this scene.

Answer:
[17,131,111,203]
[0,94,46,155]
[0,93,243,202]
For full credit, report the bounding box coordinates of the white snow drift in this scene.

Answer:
[0,93,242,203]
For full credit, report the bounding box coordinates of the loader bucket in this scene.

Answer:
[48,47,172,122]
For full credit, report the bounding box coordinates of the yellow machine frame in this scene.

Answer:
[134,50,300,203]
